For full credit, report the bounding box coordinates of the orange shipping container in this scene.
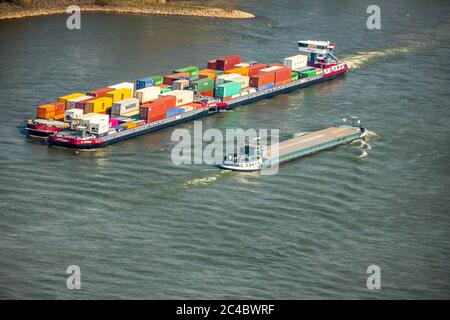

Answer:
[121,122,137,129]
[249,72,275,87]
[36,104,55,120]
[87,87,112,98]
[248,64,267,77]
[225,67,249,77]
[163,73,190,85]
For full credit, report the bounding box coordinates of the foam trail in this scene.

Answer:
[345,47,409,70]
[359,150,368,158]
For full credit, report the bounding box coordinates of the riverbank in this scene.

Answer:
[0,1,255,20]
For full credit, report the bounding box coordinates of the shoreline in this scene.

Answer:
[0,4,256,20]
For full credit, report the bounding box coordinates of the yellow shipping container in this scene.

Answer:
[224,67,249,76]
[85,97,113,114]
[198,69,217,79]
[121,122,137,129]
[57,93,84,104]
[36,104,56,120]
[105,88,132,102]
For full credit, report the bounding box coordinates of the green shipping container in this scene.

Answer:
[150,76,163,86]
[214,81,241,98]
[300,70,316,78]
[160,86,173,94]
[291,71,300,81]
[189,78,214,93]
[173,66,199,79]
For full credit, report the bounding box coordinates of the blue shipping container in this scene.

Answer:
[257,83,275,91]
[113,125,127,132]
[166,108,184,118]
[136,78,154,90]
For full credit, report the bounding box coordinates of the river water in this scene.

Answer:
[0,0,449,299]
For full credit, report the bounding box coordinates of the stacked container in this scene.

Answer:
[139,96,176,123]
[134,86,160,104]
[249,72,275,90]
[159,90,194,107]
[224,67,249,76]
[58,93,84,105]
[87,88,112,98]
[215,73,242,85]
[108,82,135,96]
[172,79,190,90]
[106,88,132,102]
[111,98,140,118]
[198,69,223,79]
[260,66,292,86]
[36,102,66,120]
[215,55,241,71]
[283,54,308,70]
[173,66,199,80]
[247,64,267,77]
[163,73,190,85]
[166,108,184,118]
[64,108,83,122]
[66,95,92,110]
[85,97,113,114]
[214,81,241,99]
[135,78,154,90]
[189,77,214,94]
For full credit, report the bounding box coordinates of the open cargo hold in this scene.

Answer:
[172,79,190,90]
[58,93,84,105]
[111,98,140,117]
[87,87,112,98]
[163,73,190,85]
[134,86,160,103]
[66,95,92,110]
[283,54,308,70]
[135,78,154,90]
[173,66,199,79]
[224,67,249,76]
[106,88,132,102]
[249,72,275,88]
[189,77,214,94]
[108,82,135,95]
[85,97,113,114]
[215,55,241,71]
[214,81,241,98]
[248,63,267,76]
[159,90,194,107]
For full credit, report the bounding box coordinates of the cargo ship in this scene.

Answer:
[24,40,349,149]
[219,117,366,172]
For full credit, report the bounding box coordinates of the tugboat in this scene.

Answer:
[219,117,366,172]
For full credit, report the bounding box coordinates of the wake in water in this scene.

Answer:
[184,170,231,187]
[344,47,410,70]
[351,130,379,158]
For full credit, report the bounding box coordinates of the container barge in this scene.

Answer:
[25,40,349,149]
[219,117,366,171]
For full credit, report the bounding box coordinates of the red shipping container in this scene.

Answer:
[249,72,275,87]
[147,114,166,123]
[163,73,190,85]
[248,64,267,76]
[53,101,66,115]
[215,55,241,71]
[140,96,176,122]
[74,97,94,110]
[207,59,217,70]
[200,90,214,97]
[87,87,111,98]
[269,63,284,67]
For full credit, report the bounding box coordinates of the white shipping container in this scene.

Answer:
[89,122,109,135]
[159,90,194,107]
[111,98,139,117]
[71,112,98,130]
[215,73,241,85]
[108,82,135,96]
[172,79,190,90]
[66,95,91,110]
[64,108,83,122]
[260,66,282,73]
[134,87,160,104]
[234,63,250,68]
[225,75,249,89]
[283,54,308,70]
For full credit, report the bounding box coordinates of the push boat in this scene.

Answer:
[26,40,349,149]
[219,117,366,172]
